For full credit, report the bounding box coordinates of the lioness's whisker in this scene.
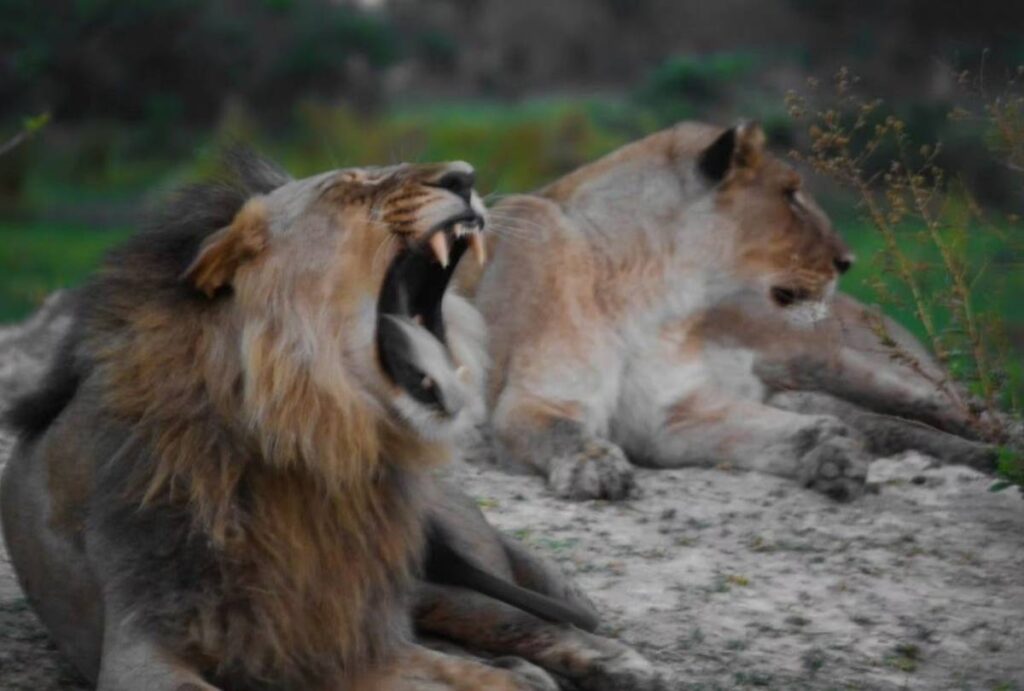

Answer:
[485,222,544,244]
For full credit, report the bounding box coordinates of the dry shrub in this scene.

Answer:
[786,67,1024,487]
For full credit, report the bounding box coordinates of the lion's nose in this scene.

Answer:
[431,165,476,203]
[833,255,854,274]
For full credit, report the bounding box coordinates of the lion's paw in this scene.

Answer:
[490,657,560,691]
[800,433,869,502]
[548,439,635,501]
[575,648,673,691]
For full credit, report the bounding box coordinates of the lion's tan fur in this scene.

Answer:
[5,158,493,689]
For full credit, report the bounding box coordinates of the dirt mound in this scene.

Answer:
[0,297,1021,690]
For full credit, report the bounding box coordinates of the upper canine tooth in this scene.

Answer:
[429,232,450,268]
[469,229,486,266]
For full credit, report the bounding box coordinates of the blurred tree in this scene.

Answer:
[0,0,400,126]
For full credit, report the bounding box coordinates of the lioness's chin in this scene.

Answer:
[781,299,831,328]
[769,279,837,328]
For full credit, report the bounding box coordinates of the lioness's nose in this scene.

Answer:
[431,164,476,203]
[834,254,854,274]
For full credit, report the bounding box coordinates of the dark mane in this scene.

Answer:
[93,148,291,305]
[4,149,290,441]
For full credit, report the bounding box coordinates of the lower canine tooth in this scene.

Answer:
[429,233,450,268]
[469,230,486,266]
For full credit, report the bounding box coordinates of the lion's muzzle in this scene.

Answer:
[375,164,485,415]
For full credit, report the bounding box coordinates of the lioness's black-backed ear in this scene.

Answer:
[183,197,269,298]
[698,121,766,184]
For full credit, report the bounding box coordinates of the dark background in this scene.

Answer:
[1,0,1022,413]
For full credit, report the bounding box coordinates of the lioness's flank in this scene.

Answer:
[460,121,995,501]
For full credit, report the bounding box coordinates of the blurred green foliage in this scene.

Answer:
[2,50,1021,442]
[829,205,1024,411]
[4,94,1020,359]
[637,52,757,120]
[1,0,400,132]
[0,97,648,321]
[0,220,130,321]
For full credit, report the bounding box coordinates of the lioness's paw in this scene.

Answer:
[576,648,672,691]
[792,416,855,451]
[548,439,635,501]
[800,435,869,502]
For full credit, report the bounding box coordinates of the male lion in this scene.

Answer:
[462,121,998,501]
[1,154,664,690]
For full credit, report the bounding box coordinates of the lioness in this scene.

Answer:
[1,153,664,690]
[462,121,996,501]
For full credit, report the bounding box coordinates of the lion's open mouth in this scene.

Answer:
[376,212,485,403]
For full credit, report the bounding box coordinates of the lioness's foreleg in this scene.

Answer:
[769,390,997,470]
[414,583,667,691]
[756,295,990,442]
[491,397,634,500]
[640,389,869,500]
[755,347,985,441]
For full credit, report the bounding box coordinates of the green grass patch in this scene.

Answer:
[0,221,130,321]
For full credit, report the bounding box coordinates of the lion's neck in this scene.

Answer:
[199,461,425,688]
[131,413,427,688]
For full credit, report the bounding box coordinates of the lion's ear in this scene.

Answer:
[698,121,765,183]
[183,197,269,298]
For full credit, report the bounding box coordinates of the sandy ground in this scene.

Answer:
[1,299,1023,690]
[445,456,1024,690]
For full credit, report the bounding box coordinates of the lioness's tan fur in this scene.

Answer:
[461,121,993,501]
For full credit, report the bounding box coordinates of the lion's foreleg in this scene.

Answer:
[83,526,220,691]
[373,644,558,691]
[413,583,667,691]
[497,533,599,621]
[95,608,219,691]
